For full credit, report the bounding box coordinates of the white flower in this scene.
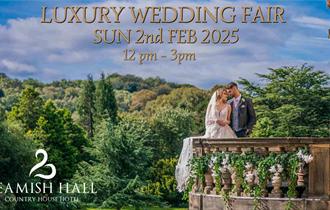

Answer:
[211,156,217,163]
[222,159,228,166]
[245,162,253,170]
[225,154,230,160]
[209,163,214,169]
[269,164,283,173]
[297,150,304,159]
[303,154,313,163]
[221,154,230,166]
[244,173,254,183]
[269,165,276,173]
[297,150,313,164]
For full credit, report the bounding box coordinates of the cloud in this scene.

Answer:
[0,0,329,87]
[0,59,36,73]
[293,16,329,29]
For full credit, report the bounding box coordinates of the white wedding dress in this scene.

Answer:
[175,91,237,192]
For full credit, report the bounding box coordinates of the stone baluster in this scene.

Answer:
[204,168,214,194]
[192,177,198,193]
[270,171,283,198]
[244,169,255,197]
[221,168,232,194]
[297,162,305,188]
[297,161,308,198]
[231,169,242,196]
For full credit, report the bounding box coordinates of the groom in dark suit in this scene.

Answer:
[226,82,256,137]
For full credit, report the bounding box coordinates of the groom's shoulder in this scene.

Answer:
[242,96,253,103]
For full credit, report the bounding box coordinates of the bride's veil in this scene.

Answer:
[175,90,219,192]
[204,90,219,138]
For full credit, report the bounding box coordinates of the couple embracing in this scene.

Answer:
[205,82,256,139]
[175,82,256,192]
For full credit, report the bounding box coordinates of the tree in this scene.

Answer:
[0,88,4,98]
[145,87,208,135]
[73,114,157,209]
[129,89,157,111]
[96,72,118,123]
[78,74,96,138]
[7,87,44,131]
[0,122,37,210]
[142,158,183,206]
[150,107,195,159]
[115,90,132,112]
[239,65,330,137]
[0,122,35,185]
[32,100,88,185]
[0,89,4,121]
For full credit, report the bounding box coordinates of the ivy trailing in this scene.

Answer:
[185,148,313,210]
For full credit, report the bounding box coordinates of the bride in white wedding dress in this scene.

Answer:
[175,88,237,192]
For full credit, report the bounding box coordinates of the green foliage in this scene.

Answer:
[182,155,210,200]
[108,74,179,93]
[0,122,35,185]
[0,65,329,209]
[7,86,44,131]
[115,90,132,112]
[142,158,182,206]
[0,182,16,210]
[145,87,209,135]
[0,123,42,210]
[73,115,157,209]
[189,150,313,210]
[130,89,157,111]
[31,100,88,185]
[96,72,118,123]
[78,74,96,138]
[0,92,5,121]
[150,107,195,159]
[239,65,330,137]
[0,88,4,98]
[98,116,153,179]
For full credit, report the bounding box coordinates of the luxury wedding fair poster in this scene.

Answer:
[0,0,330,210]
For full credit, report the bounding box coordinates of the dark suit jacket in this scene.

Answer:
[229,96,256,131]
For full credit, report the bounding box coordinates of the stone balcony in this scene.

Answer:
[188,137,330,210]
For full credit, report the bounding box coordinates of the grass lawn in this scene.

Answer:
[86,208,187,210]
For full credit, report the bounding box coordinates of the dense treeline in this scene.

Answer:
[0,65,329,210]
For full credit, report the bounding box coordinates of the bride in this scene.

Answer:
[175,88,237,192]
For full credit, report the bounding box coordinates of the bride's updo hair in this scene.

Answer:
[215,88,225,101]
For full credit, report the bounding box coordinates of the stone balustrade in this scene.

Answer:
[189,137,330,210]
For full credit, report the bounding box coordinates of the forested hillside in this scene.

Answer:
[0,65,329,210]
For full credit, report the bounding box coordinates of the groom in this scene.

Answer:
[226,82,256,137]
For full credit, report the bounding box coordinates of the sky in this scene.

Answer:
[0,0,329,88]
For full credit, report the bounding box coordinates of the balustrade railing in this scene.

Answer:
[190,137,330,201]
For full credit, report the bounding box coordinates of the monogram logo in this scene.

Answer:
[29,149,56,180]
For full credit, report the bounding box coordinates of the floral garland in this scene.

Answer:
[185,148,313,210]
